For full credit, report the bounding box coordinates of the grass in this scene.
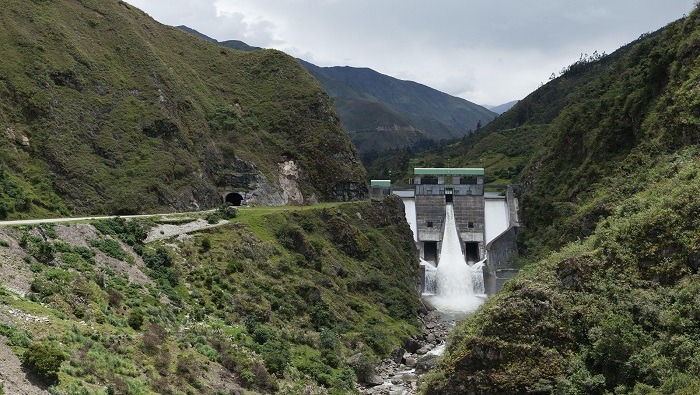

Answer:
[0,197,419,394]
[0,0,366,220]
[422,8,700,394]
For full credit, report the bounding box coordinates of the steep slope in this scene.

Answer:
[423,7,700,395]
[0,198,421,394]
[299,61,497,158]
[0,0,366,219]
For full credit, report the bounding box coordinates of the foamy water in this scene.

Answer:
[428,204,486,314]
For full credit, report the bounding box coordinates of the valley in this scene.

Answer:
[2,0,700,394]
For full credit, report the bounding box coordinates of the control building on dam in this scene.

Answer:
[372,168,520,294]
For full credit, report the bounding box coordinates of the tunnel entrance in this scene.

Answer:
[424,241,438,263]
[465,242,480,264]
[224,192,244,206]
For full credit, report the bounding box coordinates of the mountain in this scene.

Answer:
[177,25,262,52]
[176,26,497,160]
[423,7,700,394]
[299,60,497,159]
[0,0,366,219]
[486,100,519,114]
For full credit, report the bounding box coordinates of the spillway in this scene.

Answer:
[484,198,509,244]
[425,204,485,315]
[402,198,418,242]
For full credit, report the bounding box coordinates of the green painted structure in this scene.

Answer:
[413,168,485,176]
[370,180,392,187]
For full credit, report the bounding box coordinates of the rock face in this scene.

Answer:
[331,181,367,202]
[277,158,305,205]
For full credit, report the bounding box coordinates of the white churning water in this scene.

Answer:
[422,259,437,295]
[427,204,486,314]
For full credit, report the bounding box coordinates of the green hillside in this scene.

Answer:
[423,7,700,395]
[0,0,366,220]
[175,27,496,161]
[0,198,420,394]
[299,61,497,159]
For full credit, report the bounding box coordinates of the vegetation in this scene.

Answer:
[0,0,365,219]
[299,60,496,159]
[0,198,421,394]
[422,6,700,395]
[22,340,66,384]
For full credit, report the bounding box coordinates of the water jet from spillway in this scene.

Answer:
[425,203,486,315]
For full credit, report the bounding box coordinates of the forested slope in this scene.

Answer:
[424,7,700,395]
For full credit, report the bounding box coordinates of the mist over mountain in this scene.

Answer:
[486,100,519,114]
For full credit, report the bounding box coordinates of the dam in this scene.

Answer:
[371,168,519,296]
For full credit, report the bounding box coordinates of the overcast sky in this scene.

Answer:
[127,0,695,106]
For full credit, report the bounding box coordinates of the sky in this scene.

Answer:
[127,0,696,106]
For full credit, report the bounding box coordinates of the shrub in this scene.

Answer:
[89,238,127,261]
[226,259,244,274]
[107,289,123,307]
[252,325,278,345]
[350,354,377,384]
[310,301,333,331]
[39,223,58,239]
[205,212,221,224]
[0,239,9,247]
[218,205,238,219]
[22,341,66,384]
[260,340,289,376]
[92,217,148,246]
[176,351,201,382]
[320,329,341,368]
[199,237,211,252]
[143,246,179,287]
[128,309,144,330]
[32,241,55,264]
[143,246,173,269]
[30,278,61,298]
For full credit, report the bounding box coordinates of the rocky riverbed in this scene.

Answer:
[357,311,454,395]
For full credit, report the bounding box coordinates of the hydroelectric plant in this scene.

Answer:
[371,168,519,313]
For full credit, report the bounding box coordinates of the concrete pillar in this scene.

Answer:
[506,186,519,226]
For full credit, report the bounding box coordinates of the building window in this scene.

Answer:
[427,221,433,228]
[468,222,474,228]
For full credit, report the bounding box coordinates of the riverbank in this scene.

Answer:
[358,310,455,395]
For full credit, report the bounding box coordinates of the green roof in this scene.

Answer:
[370,180,392,187]
[414,168,484,176]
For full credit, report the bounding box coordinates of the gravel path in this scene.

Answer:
[145,219,228,243]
